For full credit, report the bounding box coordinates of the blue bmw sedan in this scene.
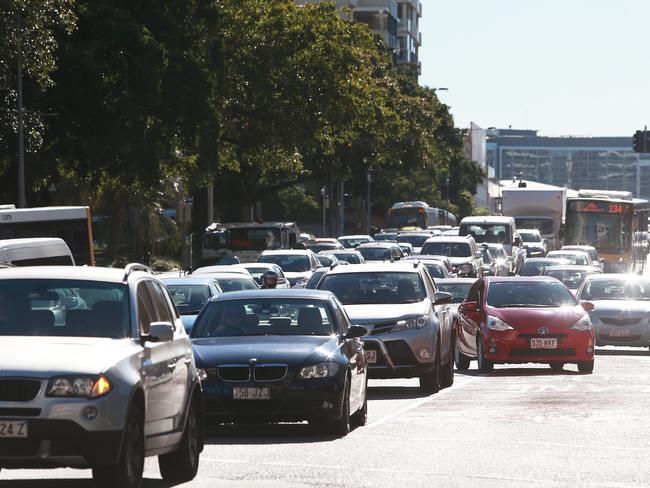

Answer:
[190,289,368,436]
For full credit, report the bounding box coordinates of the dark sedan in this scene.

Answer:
[190,289,368,436]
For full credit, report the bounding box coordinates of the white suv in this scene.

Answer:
[0,264,203,487]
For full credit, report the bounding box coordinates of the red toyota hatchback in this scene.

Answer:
[455,277,595,373]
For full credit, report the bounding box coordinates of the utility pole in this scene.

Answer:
[320,186,327,237]
[366,169,372,234]
[445,177,450,225]
[17,11,25,208]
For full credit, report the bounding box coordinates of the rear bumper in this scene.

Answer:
[0,420,122,469]
[481,330,595,364]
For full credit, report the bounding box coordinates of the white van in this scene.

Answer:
[0,238,75,266]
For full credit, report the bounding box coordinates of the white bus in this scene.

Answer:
[0,206,95,266]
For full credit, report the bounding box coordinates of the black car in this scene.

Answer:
[190,289,368,436]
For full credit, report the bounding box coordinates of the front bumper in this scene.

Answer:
[593,320,650,347]
[363,331,436,379]
[0,419,122,469]
[480,329,595,364]
[201,374,346,423]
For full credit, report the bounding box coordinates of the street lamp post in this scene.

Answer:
[320,186,327,237]
[446,177,450,225]
[366,168,372,234]
[16,12,25,208]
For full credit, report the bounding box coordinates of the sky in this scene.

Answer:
[420,0,650,136]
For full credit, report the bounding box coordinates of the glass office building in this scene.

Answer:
[486,129,650,199]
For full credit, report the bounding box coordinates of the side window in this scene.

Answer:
[137,282,156,335]
[466,281,482,304]
[159,284,180,320]
[331,299,349,334]
[146,281,175,324]
[421,269,437,293]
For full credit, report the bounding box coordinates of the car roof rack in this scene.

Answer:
[123,263,154,280]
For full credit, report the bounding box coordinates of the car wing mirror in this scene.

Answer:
[581,301,595,312]
[345,324,368,339]
[142,322,175,345]
[433,291,453,305]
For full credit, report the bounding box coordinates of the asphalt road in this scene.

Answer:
[3,347,650,487]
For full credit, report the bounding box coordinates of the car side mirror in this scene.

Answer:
[142,322,175,345]
[581,301,595,312]
[459,301,479,313]
[433,291,453,305]
[345,324,368,339]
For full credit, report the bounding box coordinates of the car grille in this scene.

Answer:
[599,317,642,326]
[371,321,398,335]
[518,333,568,339]
[217,366,250,382]
[603,334,643,343]
[385,340,417,365]
[510,348,576,357]
[253,365,288,382]
[0,408,40,417]
[0,379,41,402]
[0,439,41,457]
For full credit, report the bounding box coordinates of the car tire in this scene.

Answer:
[440,337,454,389]
[549,362,564,371]
[330,376,351,437]
[454,335,471,371]
[158,397,202,482]
[577,360,594,374]
[351,378,368,428]
[419,342,441,394]
[92,406,144,488]
[477,338,493,374]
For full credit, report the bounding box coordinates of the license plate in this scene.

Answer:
[531,338,557,349]
[233,386,270,400]
[0,421,27,438]
[365,350,377,364]
[609,329,631,337]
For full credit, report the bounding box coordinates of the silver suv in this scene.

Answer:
[0,264,203,487]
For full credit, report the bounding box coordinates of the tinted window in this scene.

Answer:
[545,270,589,289]
[0,279,129,338]
[192,299,335,337]
[397,234,430,247]
[317,255,335,266]
[421,242,471,257]
[515,218,554,235]
[259,254,311,272]
[215,277,259,292]
[167,284,211,314]
[228,227,281,251]
[333,252,361,264]
[358,247,392,261]
[319,272,426,305]
[424,263,446,278]
[307,243,340,253]
[520,260,559,276]
[338,238,370,248]
[437,282,473,303]
[487,281,577,308]
[11,255,74,266]
[519,232,541,243]
[460,224,511,244]
[579,279,650,301]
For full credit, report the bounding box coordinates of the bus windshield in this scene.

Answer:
[565,201,633,253]
[387,211,425,229]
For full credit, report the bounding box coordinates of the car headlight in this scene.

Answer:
[486,315,514,331]
[459,263,473,273]
[394,315,429,331]
[298,363,339,379]
[46,375,112,398]
[570,316,592,331]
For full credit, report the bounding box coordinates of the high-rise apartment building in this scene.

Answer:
[296,0,421,74]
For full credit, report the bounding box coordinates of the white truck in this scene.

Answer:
[501,186,567,251]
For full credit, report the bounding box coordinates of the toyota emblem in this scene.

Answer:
[538,327,549,335]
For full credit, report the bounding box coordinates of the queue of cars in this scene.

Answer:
[0,223,646,485]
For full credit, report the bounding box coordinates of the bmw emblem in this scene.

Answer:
[538,327,549,335]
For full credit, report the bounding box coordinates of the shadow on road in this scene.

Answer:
[596,348,650,357]
[367,385,428,400]
[0,478,176,487]
[204,422,336,445]
[455,367,581,377]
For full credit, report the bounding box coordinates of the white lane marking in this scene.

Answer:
[364,376,479,429]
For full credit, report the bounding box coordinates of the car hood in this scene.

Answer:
[586,300,650,317]
[487,305,584,330]
[192,335,339,366]
[344,301,430,329]
[0,337,138,376]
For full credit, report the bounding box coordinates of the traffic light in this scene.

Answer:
[633,129,650,153]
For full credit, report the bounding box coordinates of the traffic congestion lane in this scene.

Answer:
[3,348,650,487]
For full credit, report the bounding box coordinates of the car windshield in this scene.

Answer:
[338,238,370,248]
[215,277,259,292]
[191,299,335,337]
[460,224,511,244]
[545,270,589,289]
[317,255,335,266]
[520,260,564,276]
[228,227,282,251]
[319,272,426,305]
[242,267,278,283]
[397,234,430,247]
[259,254,311,272]
[307,243,339,253]
[515,218,554,235]
[548,253,588,266]
[487,281,577,308]
[424,263,445,278]
[0,279,130,338]
[437,283,473,303]
[374,233,397,241]
[358,247,392,261]
[579,279,650,301]
[421,241,471,257]
[167,284,211,315]
[333,253,361,264]
[520,232,541,243]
